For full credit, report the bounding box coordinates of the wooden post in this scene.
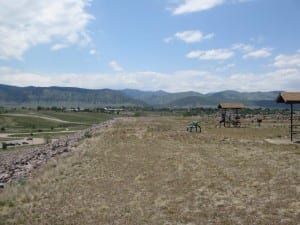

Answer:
[291,103,293,142]
[224,109,227,127]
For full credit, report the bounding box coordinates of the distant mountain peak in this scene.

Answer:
[0,84,283,108]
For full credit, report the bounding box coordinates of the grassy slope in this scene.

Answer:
[0,111,111,129]
[0,117,299,224]
[0,111,112,140]
[39,111,112,124]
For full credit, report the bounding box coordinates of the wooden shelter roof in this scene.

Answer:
[276,92,300,104]
[218,103,244,109]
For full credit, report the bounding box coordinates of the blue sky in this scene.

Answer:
[0,0,299,93]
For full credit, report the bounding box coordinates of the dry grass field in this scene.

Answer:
[0,116,299,225]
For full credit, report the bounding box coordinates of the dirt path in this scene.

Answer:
[0,113,84,124]
[0,130,77,138]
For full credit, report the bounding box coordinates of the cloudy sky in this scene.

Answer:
[0,0,299,93]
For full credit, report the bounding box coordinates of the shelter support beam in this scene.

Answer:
[291,103,293,142]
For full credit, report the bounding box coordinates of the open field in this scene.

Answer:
[0,116,299,224]
[0,111,112,132]
[0,111,112,147]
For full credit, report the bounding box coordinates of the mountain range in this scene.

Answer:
[0,84,284,108]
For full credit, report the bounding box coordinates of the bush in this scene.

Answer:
[84,132,92,138]
[182,111,196,117]
[2,142,7,150]
[16,177,26,186]
[45,136,51,144]
[134,112,142,117]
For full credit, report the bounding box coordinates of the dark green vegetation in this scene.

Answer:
[122,89,284,108]
[0,84,288,108]
[0,84,146,108]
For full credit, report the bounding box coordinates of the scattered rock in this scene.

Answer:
[0,119,115,184]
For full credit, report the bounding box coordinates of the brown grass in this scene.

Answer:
[0,116,299,225]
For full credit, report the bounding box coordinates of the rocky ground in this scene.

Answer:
[0,119,116,185]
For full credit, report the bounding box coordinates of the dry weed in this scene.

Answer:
[0,117,299,225]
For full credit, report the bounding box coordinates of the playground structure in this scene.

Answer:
[276,92,300,142]
[186,121,201,132]
[218,103,244,128]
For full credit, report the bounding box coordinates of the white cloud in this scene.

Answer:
[0,71,54,87]
[171,0,254,15]
[164,37,174,43]
[0,67,299,93]
[232,43,273,59]
[109,61,123,72]
[0,66,14,73]
[243,48,272,59]
[216,63,235,71]
[0,0,93,60]
[250,35,265,44]
[172,0,224,15]
[273,53,300,67]
[203,33,215,40]
[227,68,300,92]
[174,30,214,43]
[232,43,254,52]
[187,49,234,60]
[51,44,68,51]
[89,49,97,55]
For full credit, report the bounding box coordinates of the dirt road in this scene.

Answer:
[1,113,84,124]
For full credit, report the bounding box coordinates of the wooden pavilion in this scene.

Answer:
[218,103,244,127]
[276,92,300,141]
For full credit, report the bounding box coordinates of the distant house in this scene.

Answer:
[104,107,124,114]
[65,107,82,112]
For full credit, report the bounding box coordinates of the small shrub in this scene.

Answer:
[2,142,7,150]
[0,200,14,207]
[134,112,142,117]
[45,136,51,144]
[182,112,192,117]
[84,132,92,138]
[16,177,26,186]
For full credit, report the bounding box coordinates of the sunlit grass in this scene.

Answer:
[0,111,112,146]
[0,116,299,224]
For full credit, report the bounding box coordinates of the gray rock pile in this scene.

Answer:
[0,119,115,185]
